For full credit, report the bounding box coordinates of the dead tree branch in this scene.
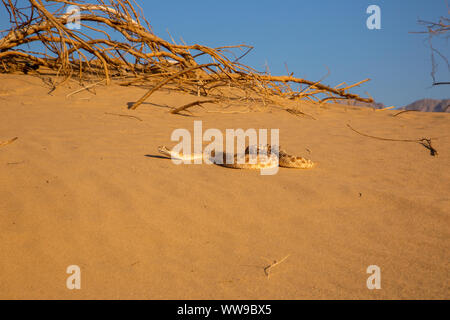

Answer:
[0,0,374,113]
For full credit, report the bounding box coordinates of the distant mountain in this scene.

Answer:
[402,99,450,113]
[336,98,450,112]
[336,99,385,109]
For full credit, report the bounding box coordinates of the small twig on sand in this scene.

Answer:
[347,124,438,156]
[66,79,106,98]
[0,1,374,113]
[205,109,251,114]
[263,255,290,278]
[170,99,218,115]
[0,137,18,147]
[418,139,438,156]
[392,110,419,117]
[375,106,396,111]
[104,112,143,121]
[286,108,316,120]
[7,161,24,165]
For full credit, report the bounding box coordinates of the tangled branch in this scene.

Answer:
[0,0,374,112]
[411,3,450,85]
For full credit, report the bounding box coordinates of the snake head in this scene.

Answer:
[245,144,280,156]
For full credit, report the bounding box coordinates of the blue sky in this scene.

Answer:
[142,0,449,107]
[1,0,448,106]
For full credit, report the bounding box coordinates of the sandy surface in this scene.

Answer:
[0,73,449,299]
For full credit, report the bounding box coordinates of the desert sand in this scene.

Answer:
[0,73,449,299]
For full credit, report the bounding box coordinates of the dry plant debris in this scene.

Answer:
[347,124,438,156]
[263,255,290,278]
[0,137,18,148]
[0,0,373,113]
[104,112,142,121]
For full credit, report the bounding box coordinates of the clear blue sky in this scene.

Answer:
[1,0,448,106]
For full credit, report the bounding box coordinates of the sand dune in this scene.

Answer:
[0,73,448,299]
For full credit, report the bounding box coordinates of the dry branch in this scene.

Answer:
[0,137,18,147]
[286,108,316,120]
[411,10,450,85]
[66,79,106,98]
[129,63,218,110]
[392,110,419,117]
[0,0,374,113]
[263,255,290,278]
[170,99,218,115]
[347,124,438,156]
[104,112,143,121]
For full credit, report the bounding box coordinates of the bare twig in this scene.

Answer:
[376,106,396,111]
[66,79,106,98]
[263,255,290,278]
[393,110,419,117]
[347,124,438,156]
[170,99,218,115]
[0,137,18,147]
[104,112,143,121]
[286,108,316,120]
[0,0,374,113]
[411,10,450,85]
[129,63,218,110]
